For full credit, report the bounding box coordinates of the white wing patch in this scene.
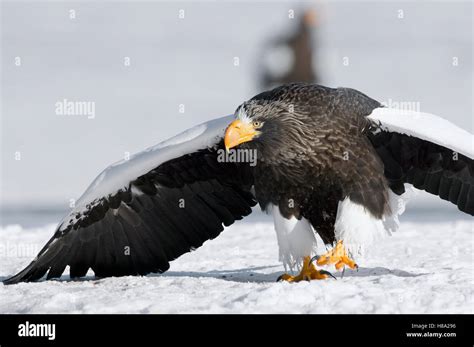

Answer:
[60,115,234,229]
[335,185,415,257]
[368,107,474,159]
[270,204,317,272]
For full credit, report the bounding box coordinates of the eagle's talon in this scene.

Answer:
[319,269,336,280]
[315,240,358,271]
[277,256,333,282]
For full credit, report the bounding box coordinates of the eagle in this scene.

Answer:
[4,83,473,284]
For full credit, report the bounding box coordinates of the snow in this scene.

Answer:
[368,108,474,159]
[60,115,233,230]
[1,213,472,314]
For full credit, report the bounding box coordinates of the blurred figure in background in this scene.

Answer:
[259,8,320,89]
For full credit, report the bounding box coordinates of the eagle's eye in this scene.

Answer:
[252,121,262,128]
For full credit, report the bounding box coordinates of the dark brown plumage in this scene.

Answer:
[240,84,390,243]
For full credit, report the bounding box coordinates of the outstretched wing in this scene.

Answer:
[368,108,474,215]
[4,116,256,284]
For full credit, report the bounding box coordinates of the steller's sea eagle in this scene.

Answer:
[4,83,473,284]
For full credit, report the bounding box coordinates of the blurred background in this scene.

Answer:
[1,0,472,226]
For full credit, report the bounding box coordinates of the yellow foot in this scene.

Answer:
[277,256,336,282]
[314,240,358,271]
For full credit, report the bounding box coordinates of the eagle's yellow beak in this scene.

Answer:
[224,120,258,152]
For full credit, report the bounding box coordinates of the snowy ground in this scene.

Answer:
[0,212,472,314]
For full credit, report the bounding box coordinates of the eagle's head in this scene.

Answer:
[224,99,296,152]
